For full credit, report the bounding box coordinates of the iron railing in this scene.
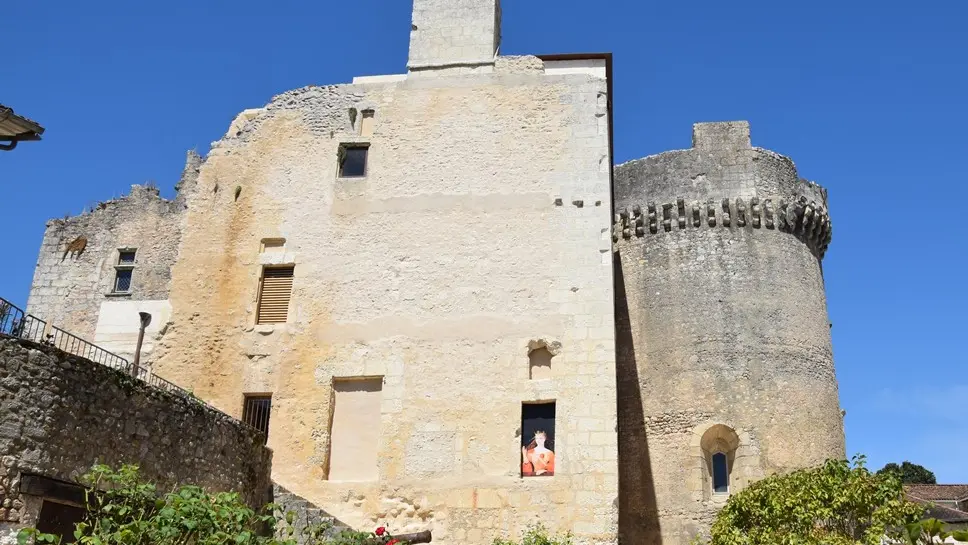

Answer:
[47,324,131,370]
[0,298,47,342]
[0,296,251,430]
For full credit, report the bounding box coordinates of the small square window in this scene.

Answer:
[114,269,132,293]
[118,250,136,265]
[339,146,368,178]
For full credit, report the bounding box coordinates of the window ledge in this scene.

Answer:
[254,324,278,335]
[105,292,132,298]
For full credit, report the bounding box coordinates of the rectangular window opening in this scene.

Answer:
[118,249,136,265]
[242,395,272,444]
[113,269,133,293]
[359,110,375,137]
[36,500,86,544]
[256,265,294,324]
[521,401,556,478]
[328,377,383,482]
[338,145,369,178]
[260,238,286,253]
[712,452,729,494]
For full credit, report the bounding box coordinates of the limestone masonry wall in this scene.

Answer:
[613,122,845,545]
[152,56,617,545]
[26,153,199,362]
[0,337,272,540]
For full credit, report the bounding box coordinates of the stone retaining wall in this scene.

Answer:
[0,337,272,541]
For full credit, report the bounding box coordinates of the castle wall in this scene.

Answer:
[613,122,845,545]
[25,154,199,363]
[152,56,617,545]
[0,337,272,544]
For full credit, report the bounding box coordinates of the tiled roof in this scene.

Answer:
[911,498,968,523]
[0,104,45,140]
[906,485,968,502]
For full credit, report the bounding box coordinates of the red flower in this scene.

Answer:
[375,527,386,536]
[387,540,400,545]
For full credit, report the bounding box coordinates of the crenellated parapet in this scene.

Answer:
[613,121,834,260]
[613,194,832,259]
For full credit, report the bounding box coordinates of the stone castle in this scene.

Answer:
[22,1,845,544]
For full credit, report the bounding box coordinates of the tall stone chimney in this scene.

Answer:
[407,0,501,73]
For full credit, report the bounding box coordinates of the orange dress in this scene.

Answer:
[522,448,555,476]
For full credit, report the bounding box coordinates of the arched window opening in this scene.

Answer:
[712,452,729,493]
[699,423,740,498]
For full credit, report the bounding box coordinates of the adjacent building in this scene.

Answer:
[0,105,44,151]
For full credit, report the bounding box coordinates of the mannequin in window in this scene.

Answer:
[522,431,555,476]
[712,452,729,493]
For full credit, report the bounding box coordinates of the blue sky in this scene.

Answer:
[4,1,966,481]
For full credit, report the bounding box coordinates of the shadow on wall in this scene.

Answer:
[614,251,661,545]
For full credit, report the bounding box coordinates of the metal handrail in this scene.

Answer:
[0,296,257,434]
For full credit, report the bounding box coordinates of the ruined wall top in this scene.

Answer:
[407,0,501,74]
[615,121,828,210]
[614,122,833,259]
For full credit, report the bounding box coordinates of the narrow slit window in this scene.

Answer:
[712,452,729,493]
[360,110,375,137]
[521,402,556,477]
[338,145,369,178]
[242,395,272,444]
[256,266,294,324]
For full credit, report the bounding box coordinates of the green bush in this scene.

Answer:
[492,524,573,545]
[16,465,404,545]
[704,456,932,545]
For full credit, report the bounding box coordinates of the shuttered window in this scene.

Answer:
[257,266,294,324]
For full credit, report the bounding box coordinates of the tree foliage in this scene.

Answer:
[706,456,926,545]
[17,465,405,545]
[876,462,937,485]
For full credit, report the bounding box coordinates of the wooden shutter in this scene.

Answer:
[257,266,294,324]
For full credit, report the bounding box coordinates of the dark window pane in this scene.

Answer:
[36,500,85,544]
[118,250,136,265]
[339,147,368,177]
[114,269,132,292]
[712,452,728,493]
[243,396,272,444]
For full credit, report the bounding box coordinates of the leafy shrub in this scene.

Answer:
[492,524,573,545]
[704,456,928,545]
[17,465,406,545]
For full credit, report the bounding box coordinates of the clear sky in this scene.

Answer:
[4,1,966,481]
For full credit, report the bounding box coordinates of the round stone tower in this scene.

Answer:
[612,122,845,545]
